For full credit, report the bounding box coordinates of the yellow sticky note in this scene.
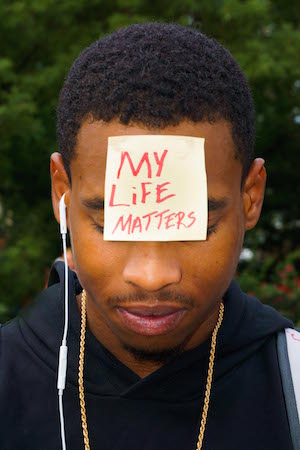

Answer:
[104,135,207,241]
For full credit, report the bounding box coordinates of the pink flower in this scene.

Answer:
[276,284,293,297]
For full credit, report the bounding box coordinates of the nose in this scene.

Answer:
[122,243,182,292]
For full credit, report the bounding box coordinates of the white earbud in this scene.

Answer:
[59,193,67,235]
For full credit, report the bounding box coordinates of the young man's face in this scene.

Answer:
[51,119,265,371]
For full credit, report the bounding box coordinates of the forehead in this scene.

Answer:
[70,119,242,195]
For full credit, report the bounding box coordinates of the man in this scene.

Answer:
[0,23,296,449]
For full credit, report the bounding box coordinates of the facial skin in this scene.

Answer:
[51,119,266,378]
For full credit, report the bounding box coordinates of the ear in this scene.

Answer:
[242,158,267,231]
[50,152,71,227]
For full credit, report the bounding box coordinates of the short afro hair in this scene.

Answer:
[57,22,255,182]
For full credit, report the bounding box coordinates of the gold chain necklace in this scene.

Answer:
[78,289,224,450]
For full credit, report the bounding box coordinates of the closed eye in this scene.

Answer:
[92,222,104,234]
[207,223,218,236]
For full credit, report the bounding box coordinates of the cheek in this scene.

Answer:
[186,218,243,299]
[69,209,121,294]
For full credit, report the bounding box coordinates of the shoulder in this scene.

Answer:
[0,283,62,362]
[0,314,29,396]
[0,314,22,348]
[277,327,300,448]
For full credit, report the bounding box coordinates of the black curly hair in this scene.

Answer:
[57,22,255,183]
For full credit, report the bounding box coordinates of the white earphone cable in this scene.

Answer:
[62,233,69,345]
[57,194,69,450]
[59,392,66,450]
[57,233,69,450]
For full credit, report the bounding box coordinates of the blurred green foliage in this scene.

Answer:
[0,0,299,322]
[237,250,300,327]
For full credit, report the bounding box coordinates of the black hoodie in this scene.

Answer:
[0,262,294,449]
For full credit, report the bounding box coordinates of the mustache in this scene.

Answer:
[106,290,195,308]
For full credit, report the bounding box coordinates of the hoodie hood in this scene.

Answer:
[18,261,293,401]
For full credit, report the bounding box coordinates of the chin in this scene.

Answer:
[120,334,190,364]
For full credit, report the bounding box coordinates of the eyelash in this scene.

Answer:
[207,223,218,236]
[92,222,104,234]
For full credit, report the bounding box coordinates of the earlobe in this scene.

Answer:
[243,158,267,231]
[50,152,71,226]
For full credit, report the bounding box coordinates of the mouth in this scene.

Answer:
[115,304,187,336]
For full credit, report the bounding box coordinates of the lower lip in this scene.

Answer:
[116,308,187,336]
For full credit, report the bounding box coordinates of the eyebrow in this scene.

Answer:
[208,196,229,212]
[81,196,104,211]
